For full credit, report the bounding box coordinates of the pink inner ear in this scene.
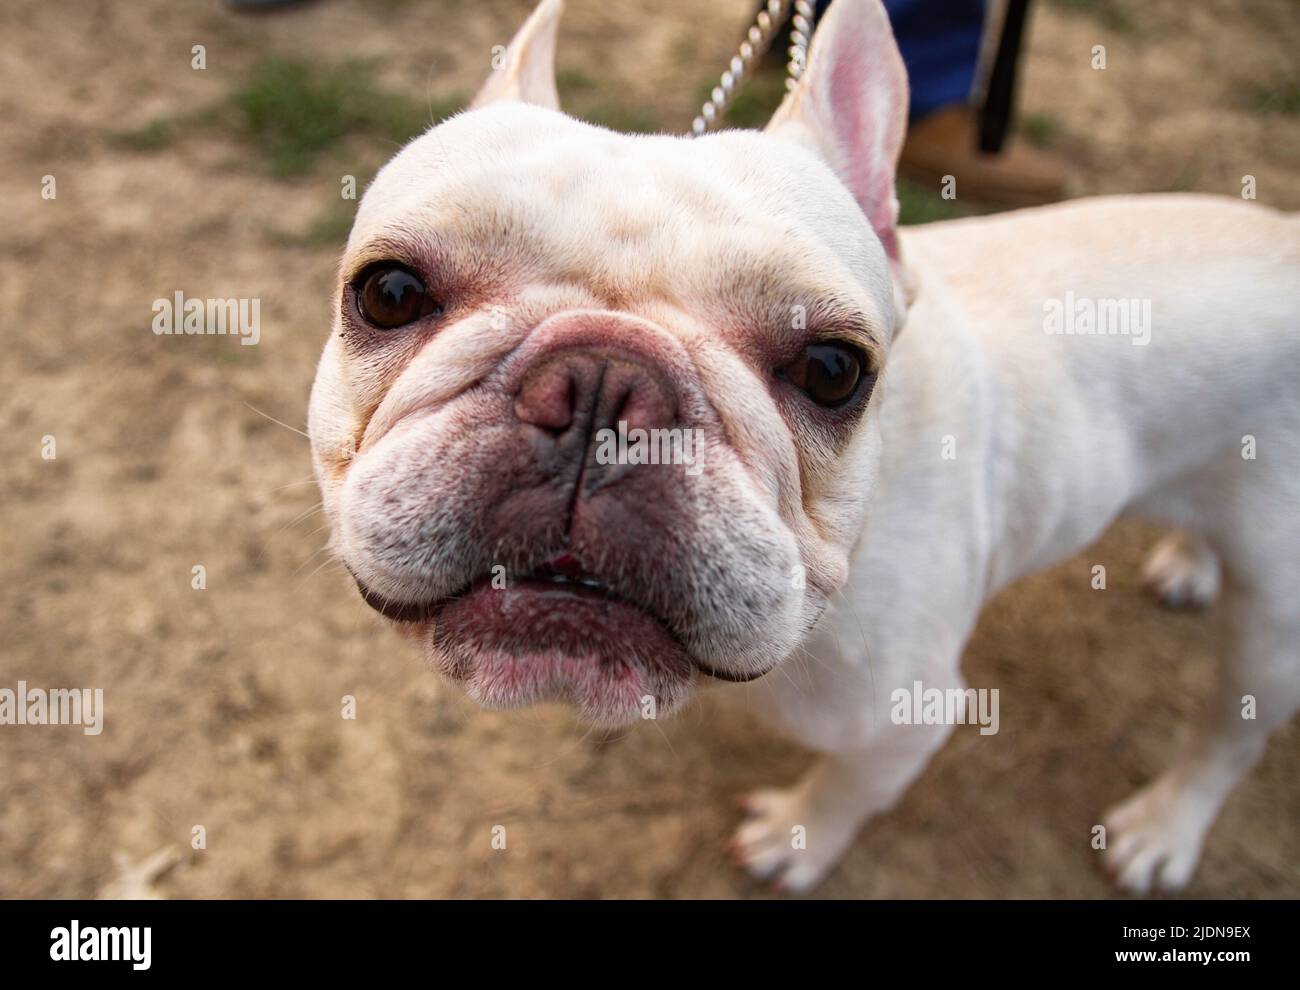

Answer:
[821,30,905,264]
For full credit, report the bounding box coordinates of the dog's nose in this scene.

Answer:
[513,349,677,437]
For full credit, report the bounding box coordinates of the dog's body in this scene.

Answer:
[740,195,1300,890]
[310,0,1299,894]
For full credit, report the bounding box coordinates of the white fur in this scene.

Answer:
[738,193,1300,892]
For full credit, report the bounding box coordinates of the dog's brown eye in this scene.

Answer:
[781,342,866,407]
[356,265,441,329]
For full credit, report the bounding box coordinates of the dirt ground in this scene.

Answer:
[1,0,1297,899]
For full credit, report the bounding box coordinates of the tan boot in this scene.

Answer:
[899,105,1067,208]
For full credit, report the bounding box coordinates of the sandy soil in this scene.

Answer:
[1,0,1296,899]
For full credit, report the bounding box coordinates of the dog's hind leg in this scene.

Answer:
[1104,467,1300,894]
[1142,530,1221,610]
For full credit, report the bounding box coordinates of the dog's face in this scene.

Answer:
[309,0,909,724]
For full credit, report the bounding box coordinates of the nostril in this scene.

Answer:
[600,361,677,435]
[514,360,578,433]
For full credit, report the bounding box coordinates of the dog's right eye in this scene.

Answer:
[355,264,442,330]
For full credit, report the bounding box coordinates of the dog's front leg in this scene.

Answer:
[729,594,976,892]
[730,716,956,892]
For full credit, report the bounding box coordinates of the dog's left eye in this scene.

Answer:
[780,342,867,407]
[355,264,443,329]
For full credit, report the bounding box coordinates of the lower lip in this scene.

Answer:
[427,579,695,722]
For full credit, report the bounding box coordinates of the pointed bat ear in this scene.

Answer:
[766,0,909,270]
[471,0,565,111]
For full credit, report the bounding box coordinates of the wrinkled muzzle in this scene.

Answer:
[333,311,805,724]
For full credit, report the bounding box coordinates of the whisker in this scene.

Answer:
[297,555,345,590]
[294,539,336,577]
[283,501,325,530]
[272,477,322,492]
[244,402,311,442]
[647,715,679,762]
[524,716,605,770]
[249,500,325,573]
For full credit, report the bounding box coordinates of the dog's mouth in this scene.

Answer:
[349,551,769,721]
[513,552,621,597]
[352,553,626,623]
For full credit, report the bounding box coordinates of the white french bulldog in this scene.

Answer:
[309,0,1299,894]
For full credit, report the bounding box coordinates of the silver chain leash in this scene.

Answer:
[691,0,816,137]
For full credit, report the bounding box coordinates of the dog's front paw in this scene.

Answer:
[1101,776,1213,895]
[1142,533,1220,610]
[728,787,855,893]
